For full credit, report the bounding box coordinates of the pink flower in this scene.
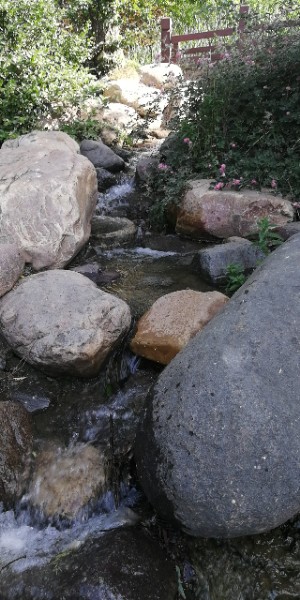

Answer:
[219,163,226,174]
[230,142,237,148]
[271,179,277,189]
[251,179,257,185]
[158,163,168,170]
[214,182,224,191]
[232,179,241,185]
[183,137,192,145]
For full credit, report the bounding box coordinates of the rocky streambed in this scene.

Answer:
[0,130,300,599]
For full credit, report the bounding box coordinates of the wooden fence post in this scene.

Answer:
[238,4,249,35]
[161,17,172,63]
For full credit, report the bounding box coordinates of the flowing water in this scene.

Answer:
[1,152,300,599]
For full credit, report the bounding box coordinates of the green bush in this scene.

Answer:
[0,0,97,143]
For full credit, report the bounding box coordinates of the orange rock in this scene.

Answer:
[130,289,228,365]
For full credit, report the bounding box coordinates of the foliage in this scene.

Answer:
[256,217,283,254]
[60,118,107,142]
[148,157,190,230]
[225,263,247,293]
[0,0,96,142]
[55,0,122,75]
[177,24,300,198]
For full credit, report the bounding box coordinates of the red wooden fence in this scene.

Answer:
[161,5,300,64]
[161,5,248,63]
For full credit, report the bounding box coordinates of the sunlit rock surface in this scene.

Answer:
[0,131,97,270]
[0,270,132,377]
[136,234,300,537]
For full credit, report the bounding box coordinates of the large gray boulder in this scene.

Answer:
[80,139,125,172]
[0,270,131,377]
[135,234,300,537]
[0,131,98,270]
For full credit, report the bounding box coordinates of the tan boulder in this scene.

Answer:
[2,130,79,154]
[130,289,228,365]
[28,443,105,519]
[103,80,167,118]
[175,180,294,240]
[0,131,97,270]
[139,63,183,90]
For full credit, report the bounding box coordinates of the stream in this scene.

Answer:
[0,147,300,599]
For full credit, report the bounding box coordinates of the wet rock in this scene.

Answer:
[72,262,121,285]
[0,354,60,413]
[0,244,25,298]
[0,527,177,600]
[0,270,132,377]
[80,139,125,172]
[136,234,300,537]
[96,167,117,191]
[274,221,300,241]
[130,290,228,365]
[28,442,106,520]
[175,179,294,240]
[92,215,137,248]
[192,239,265,285]
[78,368,157,457]
[0,131,97,270]
[135,156,159,184]
[0,401,33,507]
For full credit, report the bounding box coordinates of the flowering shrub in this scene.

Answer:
[0,0,97,142]
[149,24,300,227]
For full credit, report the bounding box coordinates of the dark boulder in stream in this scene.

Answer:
[136,233,300,537]
[0,527,177,600]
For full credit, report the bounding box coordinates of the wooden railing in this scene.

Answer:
[161,5,248,63]
[161,5,300,64]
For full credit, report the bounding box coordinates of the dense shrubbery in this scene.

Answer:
[0,0,96,142]
[150,27,300,226]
